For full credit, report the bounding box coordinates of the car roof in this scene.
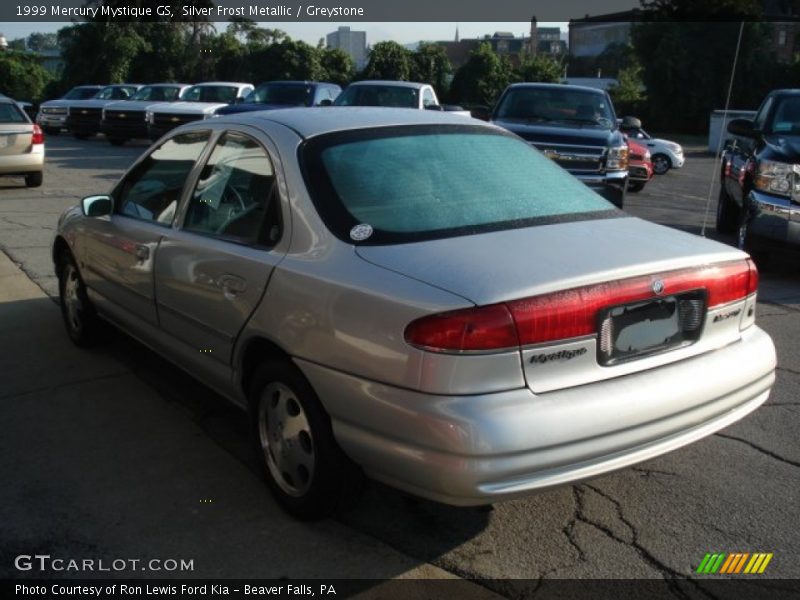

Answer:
[347,80,429,90]
[0,96,17,105]
[210,106,486,139]
[506,82,606,95]
[191,81,251,87]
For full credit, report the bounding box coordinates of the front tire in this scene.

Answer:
[108,137,127,146]
[58,253,104,346]
[628,181,645,193]
[716,182,740,234]
[652,153,671,175]
[249,359,358,520]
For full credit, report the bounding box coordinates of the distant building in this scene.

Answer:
[0,34,7,50]
[326,26,367,70]
[37,48,64,75]
[435,19,565,69]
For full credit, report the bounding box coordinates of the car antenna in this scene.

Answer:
[700,21,744,238]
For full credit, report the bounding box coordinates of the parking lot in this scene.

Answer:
[1,135,798,592]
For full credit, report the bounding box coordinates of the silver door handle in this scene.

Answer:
[218,274,247,295]
[135,245,149,261]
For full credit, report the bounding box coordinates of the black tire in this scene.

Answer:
[25,172,43,188]
[57,252,104,346]
[628,181,644,193]
[651,153,671,175]
[73,133,90,140]
[108,137,127,147]
[737,209,771,269]
[249,359,359,520]
[43,127,60,136]
[716,182,740,234]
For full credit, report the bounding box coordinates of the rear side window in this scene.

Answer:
[184,132,280,246]
[302,126,616,244]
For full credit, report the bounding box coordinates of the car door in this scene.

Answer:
[153,127,287,373]
[80,130,212,327]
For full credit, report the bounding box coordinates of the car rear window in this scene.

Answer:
[334,85,419,108]
[301,125,617,244]
[0,103,27,123]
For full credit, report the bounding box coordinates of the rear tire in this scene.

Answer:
[73,133,90,140]
[57,252,104,346]
[627,181,644,193]
[43,127,60,136]
[25,172,43,188]
[716,182,740,234]
[249,359,360,520]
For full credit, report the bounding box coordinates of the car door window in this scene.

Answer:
[114,131,210,226]
[753,96,773,132]
[183,132,281,246]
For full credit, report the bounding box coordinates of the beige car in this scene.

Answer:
[0,96,44,187]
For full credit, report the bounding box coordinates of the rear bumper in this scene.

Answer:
[748,189,800,246]
[0,147,44,175]
[298,325,775,506]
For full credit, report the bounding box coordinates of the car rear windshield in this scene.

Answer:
[248,84,312,106]
[301,125,617,245]
[0,103,27,123]
[334,85,419,108]
[495,87,615,129]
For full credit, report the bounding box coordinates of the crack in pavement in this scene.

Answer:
[631,466,681,479]
[572,484,723,600]
[715,433,800,469]
[0,370,130,401]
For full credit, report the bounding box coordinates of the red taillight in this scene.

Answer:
[404,260,759,353]
[31,124,44,145]
[404,304,519,352]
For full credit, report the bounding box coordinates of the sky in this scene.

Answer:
[0,21,568,46]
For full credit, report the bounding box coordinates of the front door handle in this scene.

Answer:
[217,273,247,297]
[135,244,150,261]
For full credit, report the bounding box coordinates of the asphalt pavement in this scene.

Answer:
[0,135,798,594]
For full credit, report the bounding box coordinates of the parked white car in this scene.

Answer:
[334,80,471,116]
[146,82,253,140]
[620,118,685,174]
[36,85,103,135]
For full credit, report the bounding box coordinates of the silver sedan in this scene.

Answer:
[53,108,776,519]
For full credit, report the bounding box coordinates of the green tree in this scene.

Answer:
[58,22,148,85]
[0,51,53,100]
[514,53,563,83]
[362,41,413,80]
[319,47,355,86]
[8,39,27,51]
[449,42,513,106]
[411,43,452,96]
[249,40,324,83]
[27,32,59,52]
[631,21,783,131]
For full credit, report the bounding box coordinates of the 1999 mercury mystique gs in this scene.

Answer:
[53,108,776,519]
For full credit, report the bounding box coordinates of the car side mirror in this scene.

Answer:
[728,118,758,138]
[81,195,113,217]
[318,99,333,107]
[471,105,491,121]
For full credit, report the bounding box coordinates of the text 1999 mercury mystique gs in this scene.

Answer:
[53,108,776,519]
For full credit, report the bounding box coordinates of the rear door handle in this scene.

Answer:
[217,274,247,296]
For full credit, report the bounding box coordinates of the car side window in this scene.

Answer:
[114,131,211,226]
[422,88,436,107]
[183,132,281,246]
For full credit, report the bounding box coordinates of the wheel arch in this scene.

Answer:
[237,335,294,403]
[52,235,73,278]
